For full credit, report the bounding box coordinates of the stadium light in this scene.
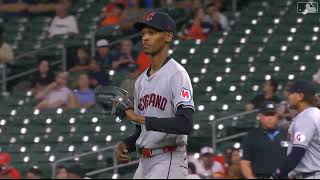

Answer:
[45,146,51,152]
[314,27,319,32]
[288,74,295,80]
[193,124,200,130]
[257,11,264,16]
[98,155,104,161]
[58,136,64,142]
[18,100,24,106]
[80,108,86,114]
[211,96,217,102]
[46,127,52,134]
[251,19,257,25]
[297,18,303,23]
[203,58,210,64]
[69,118,76,124]
[287,36,293,42]
[68,145,75,152]
[245,29,251,34]
[20,146,26,153]
[249,67,256,73]
[312,36,318,41]
[218,124,224,130]
[49,155,55,162]
[34,109,40,115]
[240,38,246,44]
[92,145,98,152]
[56,108,63,114]
[300,65,306,71]
[222,104,229,111]
[290,27,296,33]
[235,47,241,53]
[267,28,273,34]
[273,18,280,24]
[240,75,247,81]
[225,67,231,73]
[168,49,173,54]
[201,68,207,74]
[95,126,101,133]
[253,85,259,91]
[209,115,215,121]
[34,137,40,143]
[23,156,30,163]
[274,66,280,72]
[0,119,6,126]
[193,77,199,83]
[10,137,16,144]
[206,86,213,92]
[82,136,89,142]
[198,105,205,111]
[92,117,99,123]
[234,143,241,149]
[218,38,224,45]
[46,118,52,125]
[236,95,243,101]
[21,128,27,135]
[225,57,232,63]
[195,39,201,45]
[26,91,32,97]
[173,40,179,45]
[216,76,222,82]
[281,45,287,52]
[316,55,320,60]
[229,86,236,92]
[293,55,299,61]
[270,56,276,62]
[265,75,271,80]
[189,48,195,54]
[181,59,187,65]
[109,70,115,76]
[194,153,200,159]
[305,45,311,51]
[213,48,219,54]
[120,126,127,132]
[106,135,112,142]
[112,174,119,179]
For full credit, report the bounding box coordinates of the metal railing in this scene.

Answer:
[210,109,259,152]
[52,145,117,179]
[0,43,66,94]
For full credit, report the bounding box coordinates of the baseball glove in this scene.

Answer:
[95,86,133,119]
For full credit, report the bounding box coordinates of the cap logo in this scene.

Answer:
[146,11,156,21]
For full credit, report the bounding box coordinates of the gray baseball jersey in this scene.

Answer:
[287,107,320,173]
[134,58,195,149]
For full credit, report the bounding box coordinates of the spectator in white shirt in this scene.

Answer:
[35,72,78,110]
[0,26,14,64]
[46,3,79,38]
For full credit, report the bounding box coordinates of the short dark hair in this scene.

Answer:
[115,3,125,11]
[27,167,43,177]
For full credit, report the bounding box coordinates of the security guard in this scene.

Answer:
[240,101,288,179]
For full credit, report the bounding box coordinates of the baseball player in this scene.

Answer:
[271,80,320,179]
[115,11,195,179]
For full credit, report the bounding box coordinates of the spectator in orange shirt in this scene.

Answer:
[100,3,125,27]
[129,50,151,79]
[104,0,128,13]
[0,152,21,179]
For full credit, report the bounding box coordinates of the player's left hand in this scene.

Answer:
[125,109,145,124]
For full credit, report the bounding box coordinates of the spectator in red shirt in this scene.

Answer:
[179,7,213,41]
[0,152,21,179]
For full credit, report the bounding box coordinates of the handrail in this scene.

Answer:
[216,132,248,143]
[211,109,258,152]
[51,145,117,179]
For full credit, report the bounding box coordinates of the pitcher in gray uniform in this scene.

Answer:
[271,80,320,179]
[115,11,195,179]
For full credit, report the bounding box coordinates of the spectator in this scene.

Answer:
[31,59,55,95]
[88,60,109,88]
[35,72,78,110]
[128,50,152,79]
[205,1,230,31]
[69,48,91,72]
[0,0,28,15]
[179,7,213,41]
[26,167,42,179]
[73,74,95,109]
[47,3,79,38]
[28,0,73,14]
[100,3,125,27]
[228,149,242,179]
[112,39,137,70]
[194,147,226,179]
[246,79,282,111]
[186,162,201,179]
[121,0,149,32]
[0,152,21,179]
[66,165,87,179]
[55,165,68,179]
[96,39,114,68]
[104,0,128,14]
[240,101,287,179]
[0,26,14,64]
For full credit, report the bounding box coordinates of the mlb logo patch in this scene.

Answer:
[181,88,192,102]
[295,132,306,143]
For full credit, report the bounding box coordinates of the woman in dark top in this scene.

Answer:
[69,47,91,73]
[32,59,55,95]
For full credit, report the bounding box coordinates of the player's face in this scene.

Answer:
[288,92,303,109]
[260,113,279,129]
[141,27,173,55]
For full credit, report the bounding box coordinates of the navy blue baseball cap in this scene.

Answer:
[288,80,318,96]
[134,11,176,33]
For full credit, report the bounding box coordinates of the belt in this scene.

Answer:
[301,171,320,179]
[138,145,186,158]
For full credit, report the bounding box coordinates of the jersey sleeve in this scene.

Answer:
[292,115,316,148]
[171,70,195,112]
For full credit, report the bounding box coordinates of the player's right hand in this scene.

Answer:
[116,143,131,164]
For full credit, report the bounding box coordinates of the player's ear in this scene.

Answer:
[165,32,173,43]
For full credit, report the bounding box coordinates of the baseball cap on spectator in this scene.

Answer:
[259,101,277,115]
[0,152,11,165]
[96,39,109,48]
[201,146,214,156]
[288,80,318,96]
[134,11,176,33]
